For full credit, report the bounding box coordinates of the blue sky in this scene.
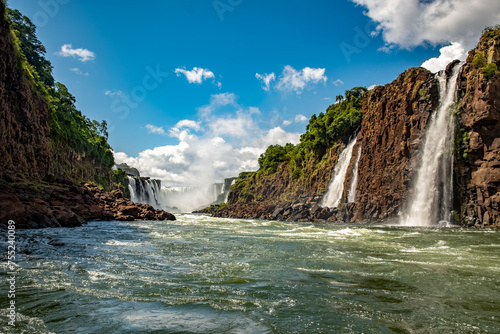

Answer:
[9,0,500,186]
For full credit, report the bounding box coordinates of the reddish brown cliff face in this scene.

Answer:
[347,68,439,221]
[455,32,500,227]
[0,9,53,182]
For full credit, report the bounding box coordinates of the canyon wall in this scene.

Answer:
[205,28,500,227]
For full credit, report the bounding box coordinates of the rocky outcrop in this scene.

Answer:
[349,67,439,222]
[205,68,439,223]
[455,31,500,227]
[0,183,175,229]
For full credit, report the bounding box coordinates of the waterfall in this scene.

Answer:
[224,179,236,203]
[127,176,161,209]
[159,185,224,213]
[401,62,463,226]
[348,146,361,203]
[321,137,357,208]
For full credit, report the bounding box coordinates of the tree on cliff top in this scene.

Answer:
[6,8,54,87]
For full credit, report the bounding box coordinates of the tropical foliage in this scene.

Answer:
[258,86,366,175]
[6,8,114,170]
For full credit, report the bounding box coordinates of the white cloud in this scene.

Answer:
[174,67,221,87]
[421,42,466,72]
[175,120,201,132]
[367,84,380,90]
[146,124,166,135]
[114,96,301,188]
[283,114,309,126]
[255,72,276,91]
[70,67,88,76]
[197,92,238,116]
[352,0,500,51]
[105,90,122,96]
[57,44,95,62]
[332,79,344,86]
[295,114,308,122]
[275,66,327,94]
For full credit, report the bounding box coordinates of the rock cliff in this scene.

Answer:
[0,3,175,228]
[455,29,500,227]
[203,28,500,227]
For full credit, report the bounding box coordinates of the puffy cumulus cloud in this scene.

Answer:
[174,67,221,87]
[255,72,276,91]
[146,124,166,135]
[57,44,95,62]
[174,120,201,132]
[352,0,500,50]
[276,66,327,94]
[421,42,466,72]
[114,97,301,187]
[352,0,500,72]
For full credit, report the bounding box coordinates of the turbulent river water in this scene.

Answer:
[1,215,499,333]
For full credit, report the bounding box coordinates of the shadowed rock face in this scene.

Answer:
[0,3,53,182]
[455,32,500,227]
[350,67,439,222]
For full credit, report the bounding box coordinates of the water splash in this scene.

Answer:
[321,137,357,208]
[401,62,463,226]
[348,146,361,203]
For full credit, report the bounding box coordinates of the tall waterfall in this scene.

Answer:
[321,137,357,208]
[401,62,463,226]
[348,146,361,203]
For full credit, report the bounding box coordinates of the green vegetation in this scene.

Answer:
[454,128,470,161]
[6,8,114,184]
[228,87,367,205]
[472,52,487,68]
[483,63,498,79]
[418,87,430,101]
[482,25,500,40]
[112,169,131,198]
[257,87,365,176]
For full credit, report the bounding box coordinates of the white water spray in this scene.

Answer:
[321,137,357,208]
[348,146,361,203]
[401,63,463,226]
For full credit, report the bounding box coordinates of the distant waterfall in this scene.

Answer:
[127,175,236,213]
[127,176,162,209]
[160,185,223,213]
[321,137,357,208]
[401,62,463,226]
[348,146,361,203]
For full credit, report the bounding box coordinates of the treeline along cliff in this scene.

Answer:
[0,3,175,228]
[203,27,500,228]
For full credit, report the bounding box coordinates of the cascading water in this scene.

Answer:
[401,62,463,226]
[321,137,357,208]
[127,176,161,209]
[347,146,361,203]
[127,174,236,213]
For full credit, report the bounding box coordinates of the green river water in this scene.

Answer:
[1,215,499,333]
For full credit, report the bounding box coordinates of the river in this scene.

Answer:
[1,215,499,333]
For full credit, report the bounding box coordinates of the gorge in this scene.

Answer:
[202,29,500,228]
